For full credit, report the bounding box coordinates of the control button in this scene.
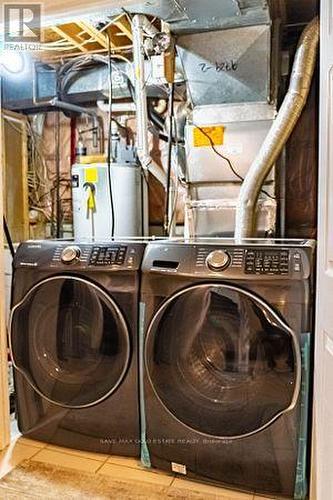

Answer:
[245,249,290,275]
[89,246,128,266]
[61,246,81,264]
[206,250,231,272]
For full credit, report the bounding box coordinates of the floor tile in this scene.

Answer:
[0,442,40,479]
[107,455,143,470]
[30,448,101,473]
[253,497,276,500]
[46,444,108,462]
[16,436,47,449]
[171,477,254,499]
[98,462,174,486]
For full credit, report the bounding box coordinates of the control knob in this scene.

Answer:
[61,246,81,264]
[206,250,230,272]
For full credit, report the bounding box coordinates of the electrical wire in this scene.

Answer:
[192,123,276,200]
[168,116,181,235]
[55,110,61,238]
[3,216,15,259]
[27,116,67,230]
[107,33,115,240]
[58,54,132,97]
[164,83,175,236]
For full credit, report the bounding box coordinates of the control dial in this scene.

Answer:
[61,246,81,264]
[206,250,230,272]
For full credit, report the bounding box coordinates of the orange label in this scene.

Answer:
[193,126,225,147]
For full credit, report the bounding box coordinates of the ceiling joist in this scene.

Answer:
[41,13,141,61]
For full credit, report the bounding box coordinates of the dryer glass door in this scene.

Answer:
[145,284,301,439]
[10,276,130,408]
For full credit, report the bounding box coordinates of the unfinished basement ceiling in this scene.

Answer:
[35,0,319,62]
[38,1,271,62]
[39,0,271,33]
[37,0,319,32]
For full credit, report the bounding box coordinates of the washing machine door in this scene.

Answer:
[145,283,301,439]
[10,275,130,409]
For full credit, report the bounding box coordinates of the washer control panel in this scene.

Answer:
[245,249,290,275]
[206,250,231,272]
[89,246,127,266]
[61,246,81,264]
[196,247,245,271]
[195,247,293,276]
[142,241,314,280]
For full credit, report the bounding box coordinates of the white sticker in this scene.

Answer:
[171,462,187,475]
[224,144,243,155]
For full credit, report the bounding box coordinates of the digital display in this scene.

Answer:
[89,246,127,266]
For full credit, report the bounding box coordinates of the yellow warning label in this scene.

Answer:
[193,126,225,147]
[84,167,98,183]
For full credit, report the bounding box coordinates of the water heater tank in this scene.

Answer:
[72,162,142,241]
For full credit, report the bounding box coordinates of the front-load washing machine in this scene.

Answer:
[10,240,146,456]
[140,239,315,498]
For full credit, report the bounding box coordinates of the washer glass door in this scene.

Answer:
[10,276,130,408]
[145,284,300,439]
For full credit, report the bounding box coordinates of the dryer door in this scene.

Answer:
[10,276,130,409]
[145,283,301,439]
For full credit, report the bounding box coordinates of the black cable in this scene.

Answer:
[164,83,175,236]
[107,34,115,240]
[3,216,15,259]
[147,100,185,145]
[148,101,165,131]
[193,124,275,200]
[121,8,133,21]
[55,111,62,238]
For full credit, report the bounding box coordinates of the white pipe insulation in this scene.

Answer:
[234,17,319,241]
[132,14,167,189]
[97,101,136,113]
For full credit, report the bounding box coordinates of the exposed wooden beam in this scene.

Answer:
[51,25,89,52]
[0,88,10,452]
[76,21,109,49]
[113,14,133,41]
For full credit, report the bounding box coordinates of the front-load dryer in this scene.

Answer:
[140,239,315,498]
[10,240,146,456]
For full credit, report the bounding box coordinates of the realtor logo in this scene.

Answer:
[4,4,42,43]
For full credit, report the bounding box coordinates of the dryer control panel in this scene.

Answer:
[142,240,315,281]
[244,249,289,275]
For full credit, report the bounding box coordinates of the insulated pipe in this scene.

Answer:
[132,14,167,189]
[97,100,136,113]
[234,17,319,241]
[49,98,97,116]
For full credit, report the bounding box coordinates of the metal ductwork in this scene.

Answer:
[234,17,319,241]
[38,0,272,34]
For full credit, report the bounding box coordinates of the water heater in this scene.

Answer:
[72,162,142,241]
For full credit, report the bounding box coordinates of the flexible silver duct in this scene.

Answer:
[234,17,319,241]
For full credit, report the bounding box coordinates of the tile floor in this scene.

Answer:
[0,436,275,500]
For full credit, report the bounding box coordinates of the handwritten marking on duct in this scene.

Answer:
[199,60,238,73]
